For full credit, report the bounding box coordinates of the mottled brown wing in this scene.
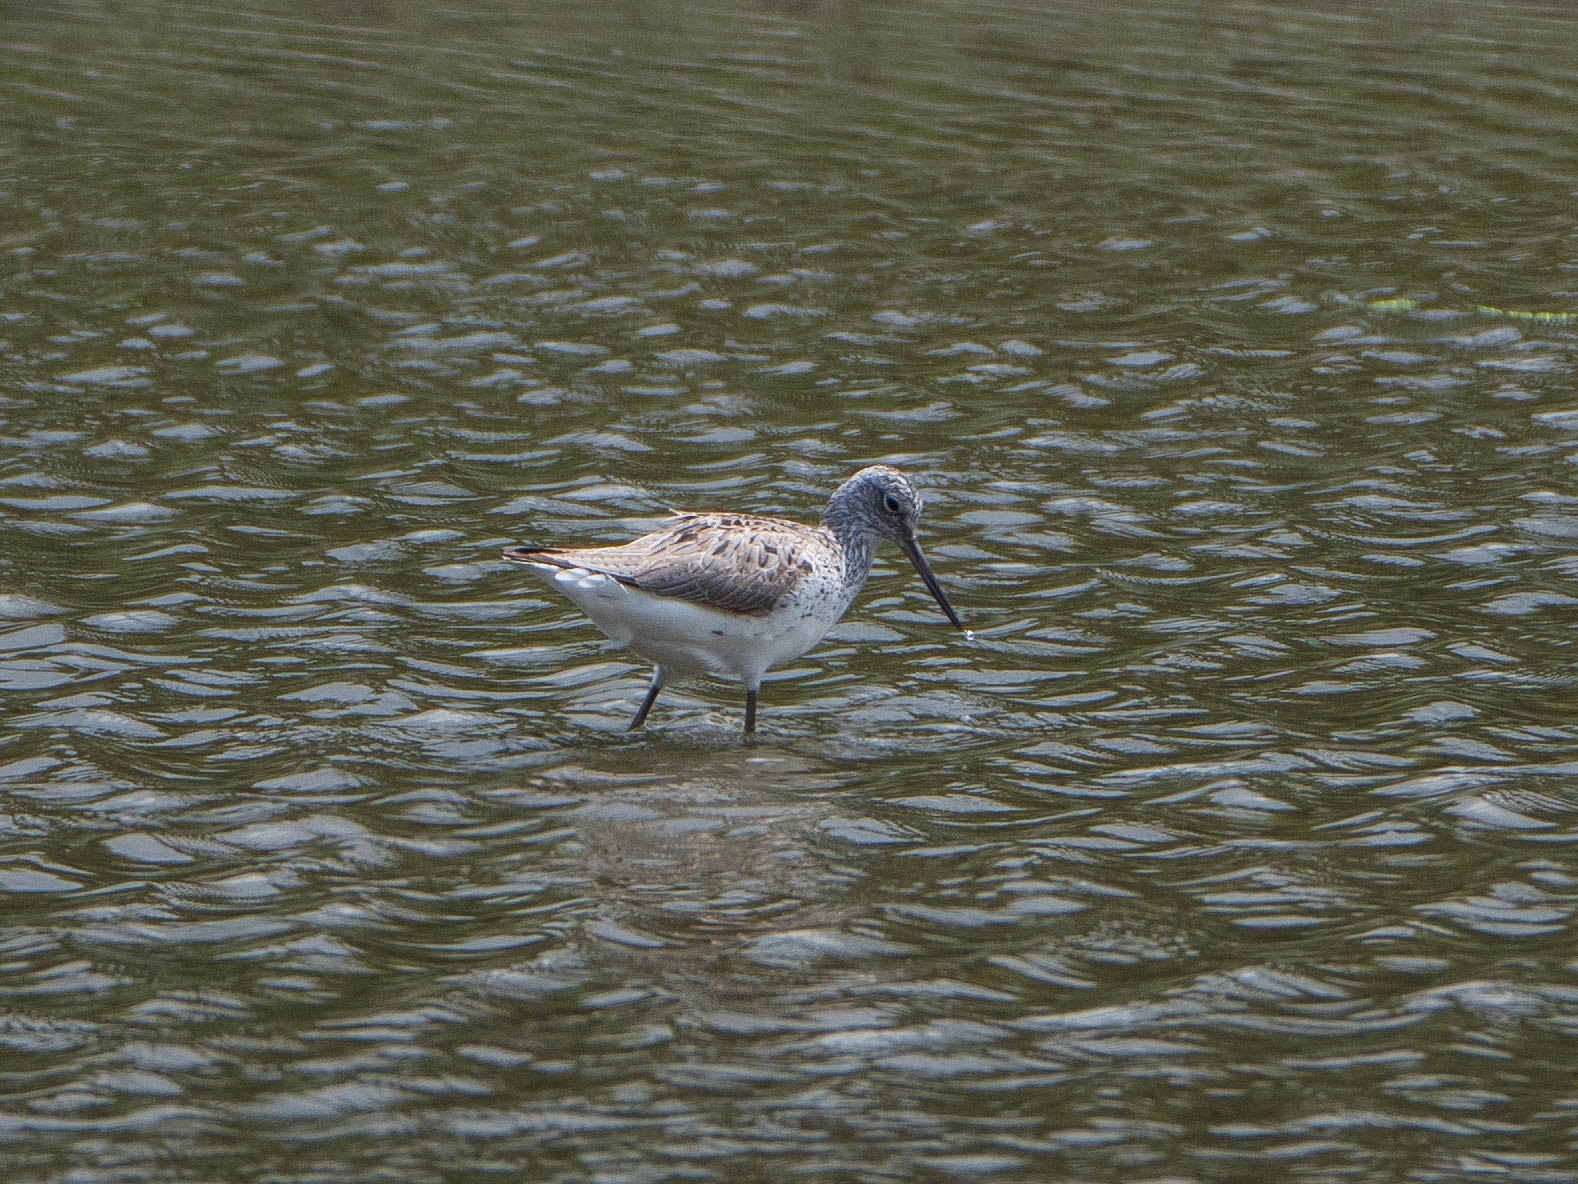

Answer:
[521,514,820,616]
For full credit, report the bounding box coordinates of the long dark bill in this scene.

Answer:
[900,532,963,629]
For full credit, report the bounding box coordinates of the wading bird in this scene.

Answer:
[504,465,963,733]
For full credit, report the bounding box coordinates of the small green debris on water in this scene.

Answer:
[1332,293,1578,325]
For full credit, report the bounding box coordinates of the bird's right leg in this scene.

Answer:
[628,668,664,730]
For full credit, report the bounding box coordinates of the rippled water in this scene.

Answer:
[4,0,1578,1179]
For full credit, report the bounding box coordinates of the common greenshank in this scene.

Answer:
[504,465,962,733]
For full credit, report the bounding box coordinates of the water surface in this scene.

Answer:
[3,0,1578,1180]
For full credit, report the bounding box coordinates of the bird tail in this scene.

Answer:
[502,546,568,566]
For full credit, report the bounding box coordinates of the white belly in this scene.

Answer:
[529,563,850,689]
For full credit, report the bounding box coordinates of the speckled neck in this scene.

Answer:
[823,479,881,592]
[834,526,876,592]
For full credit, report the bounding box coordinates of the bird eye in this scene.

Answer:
[883,494,902,514]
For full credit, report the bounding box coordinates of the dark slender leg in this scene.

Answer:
[628,669,663,730]
[743,688,758,734]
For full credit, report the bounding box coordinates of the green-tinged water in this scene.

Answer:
[3,0,1578,1179]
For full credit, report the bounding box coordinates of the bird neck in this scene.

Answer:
[823,494,878,591]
